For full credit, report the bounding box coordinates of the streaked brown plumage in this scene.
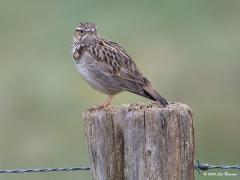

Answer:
[71,22,168,107]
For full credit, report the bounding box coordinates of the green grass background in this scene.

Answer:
[0,0,239,179]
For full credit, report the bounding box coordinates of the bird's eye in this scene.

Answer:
[76,29,84,34]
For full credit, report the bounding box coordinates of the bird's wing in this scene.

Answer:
[86,39,151,92]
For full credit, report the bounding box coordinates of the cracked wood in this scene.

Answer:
[83,102,195,180]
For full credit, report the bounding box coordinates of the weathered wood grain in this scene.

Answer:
[84,102,195,180]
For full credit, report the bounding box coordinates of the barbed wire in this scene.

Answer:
[195,160,240,171]
[0,167,90,174]
[0,161,239,174]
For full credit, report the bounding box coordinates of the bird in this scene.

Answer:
[71,22,168,107]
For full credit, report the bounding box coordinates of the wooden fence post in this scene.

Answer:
[83,102,195,180]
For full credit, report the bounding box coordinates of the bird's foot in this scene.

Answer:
[101,105,113,111]
[99,95,114,110]
[100,102,113,110]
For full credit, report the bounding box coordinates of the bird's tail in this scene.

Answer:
[142,85,169,107]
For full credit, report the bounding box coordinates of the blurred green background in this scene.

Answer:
[0,0,239,179]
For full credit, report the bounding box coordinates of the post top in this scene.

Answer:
[84,102,192,116]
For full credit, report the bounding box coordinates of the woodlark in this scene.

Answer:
[71,22,168,107]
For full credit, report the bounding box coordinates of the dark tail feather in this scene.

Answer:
[142,86,169,107]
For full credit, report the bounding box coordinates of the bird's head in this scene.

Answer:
[73,22,98,45]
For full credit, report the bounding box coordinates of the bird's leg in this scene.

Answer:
[101,95,114,107]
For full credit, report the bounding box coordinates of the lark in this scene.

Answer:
[71,22,168,107]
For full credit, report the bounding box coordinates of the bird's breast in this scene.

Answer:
[74,52,94,82]
[72,49,122,95]
[74,52,110,94]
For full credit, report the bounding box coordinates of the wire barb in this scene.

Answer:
[195,160,240,171]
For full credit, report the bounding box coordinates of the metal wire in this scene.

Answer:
[0,161,239,174]
[195,160,240,171]
[0,167,90,174]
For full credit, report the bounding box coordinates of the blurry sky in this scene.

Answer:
[0,0,240,180]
